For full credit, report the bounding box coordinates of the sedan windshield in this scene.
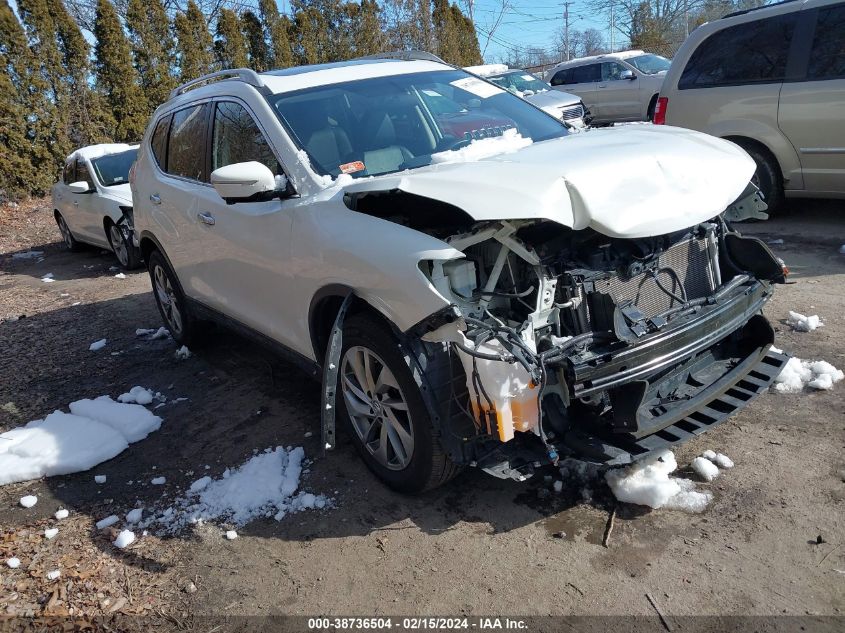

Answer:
[626,53,671,75]
[270,69,567,179]
[91,149,137,187]
[488,71,550,96]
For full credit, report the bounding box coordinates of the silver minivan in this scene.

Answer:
[656,0,845,211]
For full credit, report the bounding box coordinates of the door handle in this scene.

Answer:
[197,212,215,226]
[149,193,161,205]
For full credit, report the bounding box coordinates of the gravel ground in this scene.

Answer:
[0,198,843,626]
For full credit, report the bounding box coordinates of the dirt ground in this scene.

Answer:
[0,198,843,626]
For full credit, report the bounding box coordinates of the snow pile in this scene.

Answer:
[225,530,238,540]
[54,509,69,520]
[0,397,162,485]
[787,311,823,332]
[113,530,135,549]
[174,345,191,360]
[68,143,138,163]
[7,557,21,569]
[114,273,126,279]
[12,250,44,260]
[136,326,169,340]
[431,129,533,164]
[19,495,37,508]
[141,447,329,533]
[44,528,58,539]
[89,339,107,351]
[691,456,719,481]
[604,450,715,513]
[41,273,54,283]
[117,386,154,405]
[773,357,844,393]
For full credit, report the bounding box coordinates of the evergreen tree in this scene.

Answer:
[214,8,248,69]
[126,0,176,111]
[259,0,293,69]
[451,4,481,65]
[432,0,458,64]
[353,0,385,56]
[0,0,53,196]
[241,10,269,71]
[175,0,214,80]
[94,0,148,142]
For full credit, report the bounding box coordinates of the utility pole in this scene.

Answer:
[609,0,615,53]
[684,0,690,38]
[563,1,572,61]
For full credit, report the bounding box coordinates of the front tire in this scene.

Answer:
[147,250,198,346]
[338,314,458,493]
[737,143,784,214]
[106,220,141,270]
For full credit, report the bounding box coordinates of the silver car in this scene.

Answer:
[465,64,589,127]
[547,50,670,124]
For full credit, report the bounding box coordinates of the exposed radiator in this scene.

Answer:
[559,103,585,121]
[589,235,718,321]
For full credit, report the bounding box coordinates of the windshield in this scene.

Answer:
[270,69,567,179]
[626,54,671,75]
[91,149,137,187]
[488,71,549,95]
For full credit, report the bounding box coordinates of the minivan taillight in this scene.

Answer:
[653,96,668,125]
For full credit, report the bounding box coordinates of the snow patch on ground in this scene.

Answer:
[88,339,107,351]
[604,450,719,512]
[95,515,119,530]
[44,528,58,539]
[691,456,719,481]
[12,250,44,260]
[114,273,126,279]
[54,509,69,520]
[787,311,823,332]
[773,357,844,393]
[139,447,330,533]
[94,474,106,484]
[113,530,135,549]
[431,128,533,164]
[117,386,154,405]
[7,557,21,569]
[174,345,191,360]
[126,508,143,524]
[151,476,166,485]
[225,530,238,540]
[0,396,162,485]
[19,495,37,508]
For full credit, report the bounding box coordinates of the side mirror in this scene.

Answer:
[210,161,276,203]
[69,181,93,194]
[620,69,636,80]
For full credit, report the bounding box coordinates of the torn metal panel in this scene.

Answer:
[320,293,353,453]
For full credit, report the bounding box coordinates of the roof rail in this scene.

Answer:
[169,68,264,100]
[357,50,449,64]
[722,0,798,19]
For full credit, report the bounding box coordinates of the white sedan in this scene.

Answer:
[52,144,142,269]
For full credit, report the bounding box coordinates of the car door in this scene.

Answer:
[550,64,600,115]
[54,160,77,232]
[597,61,640,121]
[778,2,845,193]
[194,98,297,346]
[69,159,101,241]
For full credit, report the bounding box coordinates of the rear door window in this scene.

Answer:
[807,4,845,80]
[572,64,601,83]
[679,13,797,88]
[211,101,281,175]
[550,68,572,86]
[166,103,209,181]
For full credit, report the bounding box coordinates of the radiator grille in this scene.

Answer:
[559,103,585,121]
[591,236,716,320]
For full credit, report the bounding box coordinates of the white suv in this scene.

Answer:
[52,144,142,269]
[547,50,670,124]
[132,56,788,492]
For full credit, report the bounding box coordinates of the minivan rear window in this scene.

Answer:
[679,13,797,89]
[807,5,845,80]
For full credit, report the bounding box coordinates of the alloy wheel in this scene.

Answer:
[153,264,183,336]
[340,346,414,471]
[109,224,128,267]
[57,216,73,249]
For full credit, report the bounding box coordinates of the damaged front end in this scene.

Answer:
[411,208,789,481]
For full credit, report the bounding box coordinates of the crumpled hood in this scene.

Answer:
[342,125,756,238]
[524,89,580,110]
[102,183,132,205]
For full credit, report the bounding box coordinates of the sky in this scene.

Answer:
[470,0,611,62]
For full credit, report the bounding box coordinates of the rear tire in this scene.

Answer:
[735,142,784,214]
[106,220,141,270]
[338,313,459,493]
[55,212,82,252]
[646,94,659,121]
[147,250,198,347]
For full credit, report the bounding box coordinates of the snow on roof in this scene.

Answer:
[67,143,139,164]
[554,49,646,69]
[463,63,509,77]
[259,59,450,94]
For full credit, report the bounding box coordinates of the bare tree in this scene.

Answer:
[588,0,708,49]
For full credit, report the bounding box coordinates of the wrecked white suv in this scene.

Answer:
[131,56,788,493]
